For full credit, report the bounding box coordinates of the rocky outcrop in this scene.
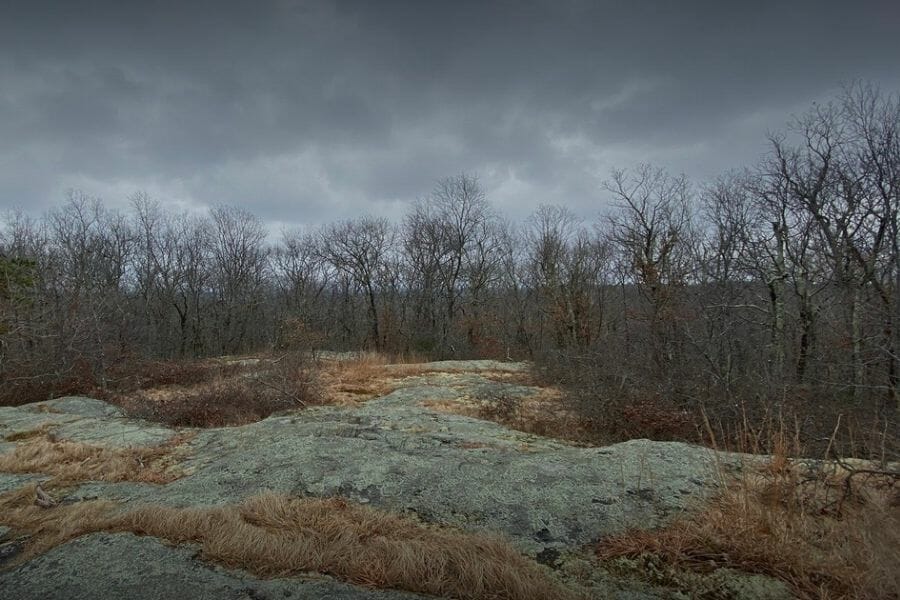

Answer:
[0,360,789,600]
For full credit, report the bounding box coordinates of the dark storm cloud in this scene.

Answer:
[1,0,899,226]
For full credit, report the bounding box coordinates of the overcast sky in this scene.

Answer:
[2,0,899,228]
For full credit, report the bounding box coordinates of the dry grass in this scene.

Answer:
[317,353,429,404]
[116,494,579,599]
[116,378,307,427]
[0,483,120,560]
[595,452,900,600]
[105,357,247,392]
[0,356,249,408]
[423,386,596,445]
[111,354,318,427]
[0,488,579,600]
[108,352,425,426]
[483,387,596,443]
[0,433,190,483]
[3,424,55,442]
[6,352,522,429]
[1,353,317,428]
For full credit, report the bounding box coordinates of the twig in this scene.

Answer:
[34,485,57,508]
[822,413,842,462]
[251,376,307,406]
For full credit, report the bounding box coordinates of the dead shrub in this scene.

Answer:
[103,357,245,393]
[3,351,427,425]
[112,353,319,428]
[537,350,899,461]
[117,378,312,428]
[0,358,98,407]
[0,356,249,408]
[595,452,900,600]
[274,318,326,354]
[587,396,696,443]
[479,390,521,422]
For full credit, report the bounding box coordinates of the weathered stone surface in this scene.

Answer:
[0,405,80,439]
[0,397,178,448]
[0,473,44,495]
[0,361,778,599]
[137,404,721,554]
[593,556,794,600]
[32,396,125,419]
[1,533,431,600]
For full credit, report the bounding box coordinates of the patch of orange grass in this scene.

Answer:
[0,489,580,600]
[595,457,900,600]
[423,387,595,445]
[0,483,120,561]
[118,494,579,599]
[0,433,191,484]
[318,353,430,404]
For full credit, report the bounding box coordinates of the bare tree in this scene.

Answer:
[272,229,329,345]
[42,192,135,386]
[404,173,498,356]
[841,82,900,408]
[525,205,605,349]
[320,217,395,350]
[604,165,695,377]
[209,206,270,355]
[769,90,900,408]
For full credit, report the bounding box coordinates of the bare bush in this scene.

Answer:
[596,451,900,600]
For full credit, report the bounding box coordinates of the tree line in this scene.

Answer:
[1,83,898,423]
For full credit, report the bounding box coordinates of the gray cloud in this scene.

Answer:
[2,0,899,226]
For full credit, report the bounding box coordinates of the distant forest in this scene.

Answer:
[2,83,898,432]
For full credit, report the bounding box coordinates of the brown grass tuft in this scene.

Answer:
[318,353,428,404]
[0,488,579,600]
[595,455,900,600]
[0,484,119,561]
[424,386,596,445]
[114,493,579,599]
[0,434,190,483]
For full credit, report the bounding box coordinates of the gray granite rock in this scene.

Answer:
[0,533,432,600]
[0,360,781,600]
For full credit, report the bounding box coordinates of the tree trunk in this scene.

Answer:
[769,221,787,385]
[851,285,864,400]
